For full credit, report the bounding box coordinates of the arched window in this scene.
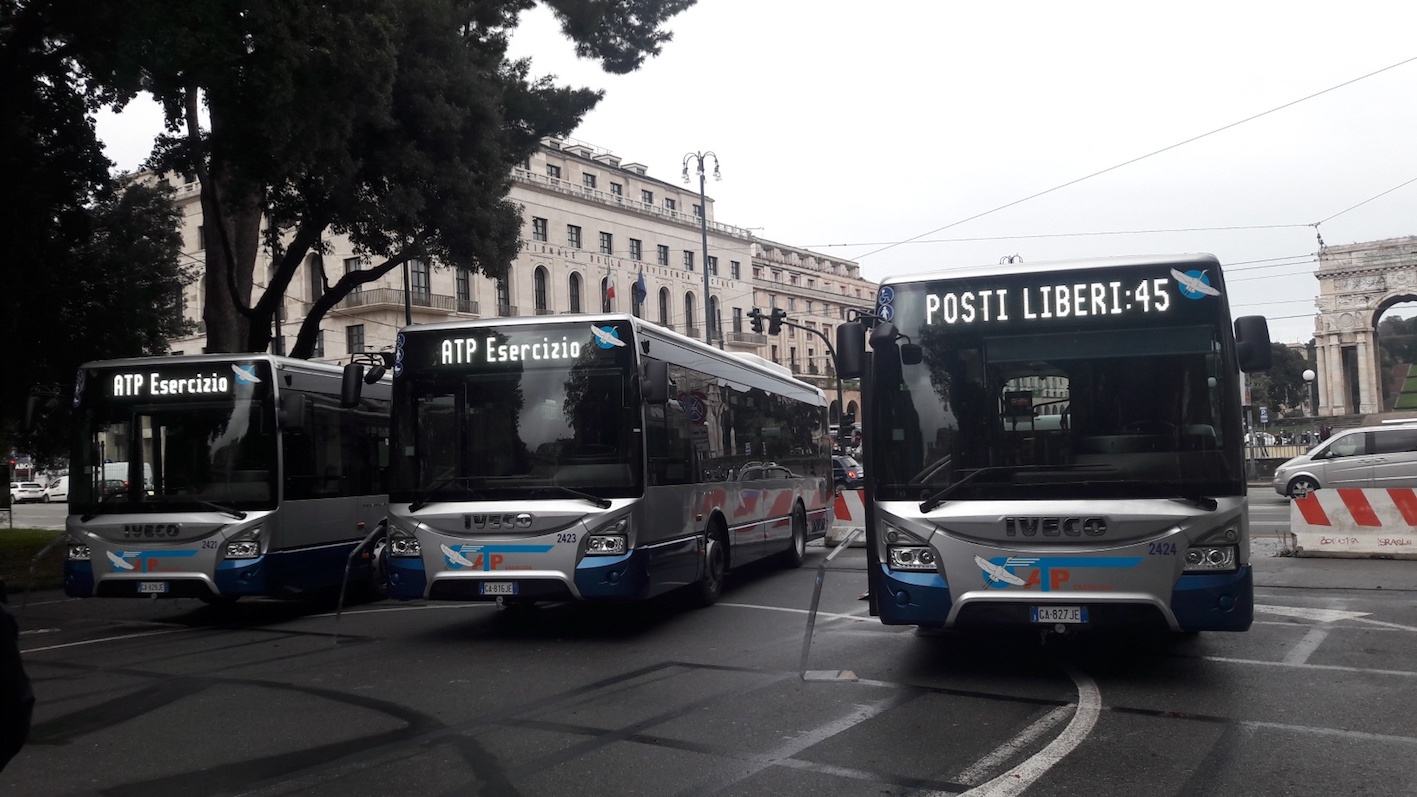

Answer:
[684,292,697,337]
[534,266,549,314]
[709,296,721,343]
[569,272,582,313]
[658,287,671,327]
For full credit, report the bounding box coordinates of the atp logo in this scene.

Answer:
[975,555,1143,591]
[439,542,554,571]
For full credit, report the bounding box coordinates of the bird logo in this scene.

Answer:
[440,543,477,569]
[232,364,262,384]
[975,555,1029,586]
[591,325,626,349]
[107,550,137,571]
[1170,268,1221,300]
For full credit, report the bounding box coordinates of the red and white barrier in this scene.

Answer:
[827,489,866,547]
[1291,488,1417,559]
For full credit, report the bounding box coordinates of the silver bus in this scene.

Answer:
[835,254,1272,633]
[380,314,833,607]
[64,354,392,602]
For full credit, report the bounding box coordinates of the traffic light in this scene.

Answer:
[748,308,764,334]
[768,308,787,335]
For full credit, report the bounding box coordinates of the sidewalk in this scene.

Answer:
[1255,553,1417,592]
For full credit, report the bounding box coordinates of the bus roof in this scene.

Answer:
[878,253,1222,288]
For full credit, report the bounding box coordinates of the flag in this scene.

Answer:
[605,263,616,301]
[633,269,647,305]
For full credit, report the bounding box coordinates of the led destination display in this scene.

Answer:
[102,362,269,400]
[890,263,1226,331]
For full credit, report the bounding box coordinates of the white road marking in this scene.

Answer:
[718,602,873,623]
[952,705,1073,786]
[1283,626,1331,665]
[1204,656,1417,677]
[1255,604,1370,623]
[956,665,1102,797]
[22,627,189,654]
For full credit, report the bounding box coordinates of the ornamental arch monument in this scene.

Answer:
[1313,236,1417,417]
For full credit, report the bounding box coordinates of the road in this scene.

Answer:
[5,494,1417,796]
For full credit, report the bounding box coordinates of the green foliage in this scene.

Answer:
[0,529,65,591]
[1377,313,1417,373]
[1246,342,1312,415]
[0,1,191,465]
[40,0,697,357]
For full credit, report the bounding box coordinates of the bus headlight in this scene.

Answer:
[388,525,421,558]
[888,546,937,571]
[586,516,629,556]
[224,526,263,559]
[67,543,91,561]
[1184,545,1237,573]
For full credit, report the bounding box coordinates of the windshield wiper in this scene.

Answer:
[194,500,247,520]
[410,476,486,512]
[917,464,1110,513]
[79,490,130,522]
[1171,494,1219,511]
[532,485,612,509]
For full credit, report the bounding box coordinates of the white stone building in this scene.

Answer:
[167,137,878,420]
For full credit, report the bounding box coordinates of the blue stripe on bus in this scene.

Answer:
[64,560,94,597]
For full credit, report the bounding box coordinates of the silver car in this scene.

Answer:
[1273,422,1417,498]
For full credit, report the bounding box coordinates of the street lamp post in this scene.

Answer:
[683,151,720,347]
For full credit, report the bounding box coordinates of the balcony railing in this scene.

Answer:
[497,304,519,317]
[457,298,479,314]
[335,287,457,312]
[726,331,767,345]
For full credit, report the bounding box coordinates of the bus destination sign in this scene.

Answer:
[104,363,266,399]
[911,266,1221,328]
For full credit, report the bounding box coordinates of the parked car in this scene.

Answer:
[833,455,864,490]
[9,483,44,503]
[41,476,68,503]
[1273,422,1417,498]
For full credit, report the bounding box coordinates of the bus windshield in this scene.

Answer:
[73,363,278,512]
[391,323,642,502]
[872,263,1245,502]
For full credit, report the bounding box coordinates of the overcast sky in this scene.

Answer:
[96,1,1417,344]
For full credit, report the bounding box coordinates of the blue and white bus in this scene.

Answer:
[836,254,1272,633]
[379,314,833,607]
[63,354,392,602]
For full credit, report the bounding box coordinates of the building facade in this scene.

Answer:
[166,137,877,421]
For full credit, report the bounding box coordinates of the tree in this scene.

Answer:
[58,0,695,356]
[0,1,190,464]
[1247,342,1311,418]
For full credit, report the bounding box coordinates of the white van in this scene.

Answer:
[1272,422,1417,498]
[42,476,68,503]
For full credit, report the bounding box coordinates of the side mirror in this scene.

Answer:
[278,392,308,431]
[341,363,364,407]
[1234,315,1272,372]
[835,322,865,379]
[641,360,669,404]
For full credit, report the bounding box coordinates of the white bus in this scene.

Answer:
[836,255,1272,633]
[378,314,833,607]
[64,354,392,602]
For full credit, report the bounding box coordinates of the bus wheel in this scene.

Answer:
[691,532,726,608]
[778,505,807,569]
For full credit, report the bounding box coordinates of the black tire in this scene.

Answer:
[1287,477,1320,499]
[690,531,726,608]
[42,495,50,503]
[778,504,807,569]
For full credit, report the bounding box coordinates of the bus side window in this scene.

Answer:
[646,400,694,486]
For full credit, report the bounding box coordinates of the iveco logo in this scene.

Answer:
[122,523,181,538]
[1003,516,1107,537]
[469,513,533,529]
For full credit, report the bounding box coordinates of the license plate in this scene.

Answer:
[480,581,517,596]
[1031,605,1087,624]
[138,581,168,595]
